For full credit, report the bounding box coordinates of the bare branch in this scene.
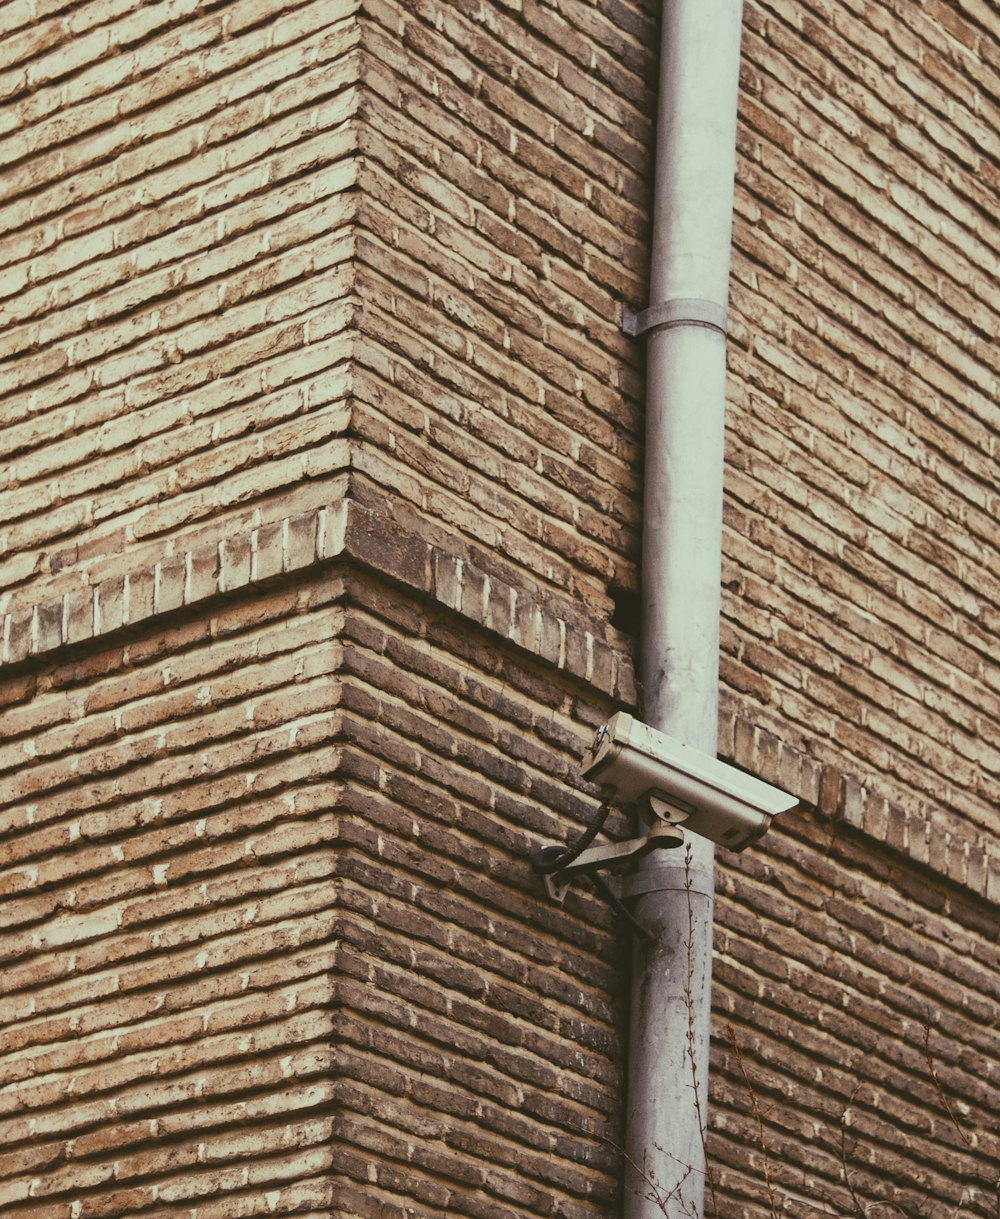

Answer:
[726,1023,779,1219]
[922,1025,974,1150]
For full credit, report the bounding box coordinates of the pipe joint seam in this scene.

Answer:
[622,298,728,339]
[621,861,715,899]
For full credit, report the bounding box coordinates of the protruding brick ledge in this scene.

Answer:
[718,698,1000,906]
[2,493,995,906]
[0,492,636,707]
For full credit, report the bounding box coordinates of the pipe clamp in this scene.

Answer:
[622,298,728,338]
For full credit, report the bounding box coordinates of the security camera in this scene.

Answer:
[581,712,797,850]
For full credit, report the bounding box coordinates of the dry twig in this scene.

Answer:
[726,1023,779,1219]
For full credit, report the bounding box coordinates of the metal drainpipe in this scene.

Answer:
[622,2,744,1217]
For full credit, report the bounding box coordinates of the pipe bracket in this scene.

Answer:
[622,298,728,339]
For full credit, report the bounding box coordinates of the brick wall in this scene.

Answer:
[1,0,997,1217]
[0,0,360,624]
[0,577,346,1214]
[332,572,629,1217]
[349,0,649,626]
[724,0,999,856]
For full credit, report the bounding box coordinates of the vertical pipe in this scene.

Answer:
[623,2,744,1217]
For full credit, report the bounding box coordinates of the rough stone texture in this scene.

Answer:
[1,0,998,1217]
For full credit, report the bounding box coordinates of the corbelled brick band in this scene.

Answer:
[3,494,996,909]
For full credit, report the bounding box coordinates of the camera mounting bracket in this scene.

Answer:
[534,820,685,904]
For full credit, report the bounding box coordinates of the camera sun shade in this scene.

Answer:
[581,712,798,851]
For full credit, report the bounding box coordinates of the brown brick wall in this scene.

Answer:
[349,0,650,624]
[712,806,999,1217]
[724,0,999,847]
[1,0,998,1216]
[333,572,628,1217]
[0,0,360,623]
[0,576,346,1215]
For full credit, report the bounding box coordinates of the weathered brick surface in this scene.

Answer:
[330,573,630,1216]
[348,0,649,623]
[0,579,346,1214]
[0,567,631,1216]
[722,0,1000,856]
[320,570,997,1219]
[1,0,998,1216]
[0,0,361,621]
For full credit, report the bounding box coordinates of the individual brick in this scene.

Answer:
[185,543,220,605]
[219,534,252,593]
[93,575,125,637]
[283,511,319,573]
[251,521,285,584]
[32,601,63,655]
[125,568,156,624]
[154,556,187,616]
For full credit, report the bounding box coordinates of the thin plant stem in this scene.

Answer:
[922,1025,974,1150]
[726,1023,779,1219]
[684,843,720,1219]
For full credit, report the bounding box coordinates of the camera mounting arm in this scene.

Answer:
[531,807,682,943]
[531,811,685,904]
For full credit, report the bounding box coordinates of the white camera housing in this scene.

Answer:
[581,712,797,850]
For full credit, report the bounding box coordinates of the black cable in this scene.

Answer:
[590,872,653,943]
[531,802,653,941]
[530,801,612,875]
